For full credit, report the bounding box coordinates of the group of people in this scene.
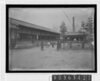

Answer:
[40,40,62,51]
[40,40,94,51]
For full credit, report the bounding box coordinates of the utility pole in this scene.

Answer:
[72,16,75,32]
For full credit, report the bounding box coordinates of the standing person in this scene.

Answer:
[41,41,44,51]
[57,40,61,51]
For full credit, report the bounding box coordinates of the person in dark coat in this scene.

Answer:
[41,41,44,51]
[57,40,61,51]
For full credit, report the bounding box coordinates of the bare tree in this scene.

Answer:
[86,17,94,34]
[79,17,94,37]
[59,21,67,48]
[78,21,86,33]
[79,17,94,48]
[60,21,67,40]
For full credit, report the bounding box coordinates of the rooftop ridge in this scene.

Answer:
[9,17,60,34]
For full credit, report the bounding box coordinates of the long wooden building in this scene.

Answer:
[9,18,90,49]
[9,18,60,48]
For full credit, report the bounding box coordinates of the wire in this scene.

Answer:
[62,10,72,26]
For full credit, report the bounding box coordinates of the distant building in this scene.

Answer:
[63,32,87,42]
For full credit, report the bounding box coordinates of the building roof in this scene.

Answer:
[9,18,60,34]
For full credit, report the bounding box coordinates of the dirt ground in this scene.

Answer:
[9,43,94,71]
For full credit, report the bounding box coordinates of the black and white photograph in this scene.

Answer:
[6,5,97,72]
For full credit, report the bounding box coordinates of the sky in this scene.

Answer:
[9,8,94,32]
